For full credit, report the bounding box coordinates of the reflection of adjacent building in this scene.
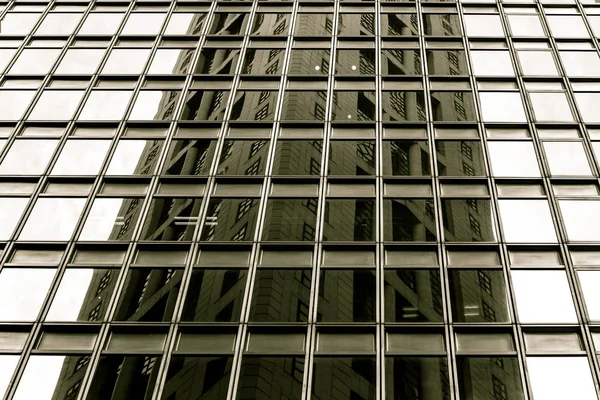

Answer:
[50,12,510,400]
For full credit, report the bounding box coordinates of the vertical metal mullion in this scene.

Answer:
[374,2,384,400]
[417,4,458,400]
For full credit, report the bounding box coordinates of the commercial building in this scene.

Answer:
[0,1,600,399]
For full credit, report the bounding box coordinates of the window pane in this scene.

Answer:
[471,51,514,76]
[508,15,545,37]
[323,199,375,241]
[51,140,111,175]
[0,139,58,175]
[86,356,161,400]
[181,270,247,322]
[488,142,540,177]
[78,91,132,121]
[458,357,524,399]
[559,200,600,241]
[530,92,574,122]
[511,270,577,323]
[19,198,86,241]
[479,92,527,122]
[0,198,28,240]
[384,269,443,322]
[318,270,376,323]
[13,355,89,400]
[442,199,496,242]
[527,357,597,400]
[262,199,318,241]
[312,357,376,400]
[249,270,312,323]
[0,356,19,396]
[464,15,504,37]
[0,268,55,321]
[46,269,114,322]
[384,199,437,242]
[543,142,592,176]
[498,200,557,243]
[386,357,450,399]
[161,357,232,400]
[449,270,510,322]
[113,269,183,322]
[237,357,304,400]
[518,51,559,76]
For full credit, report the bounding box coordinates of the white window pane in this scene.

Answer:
[78,13,124,35]
[578,271,600,321]
[101,49,151,75]
[35,13,82,35]
[508,15,546,37]
[46,269,95,321]
[470,51,514,76]
[479,92,527,122]
[55,49,105,74]
[560,52,600,77]
[78,91,132,121]
[559,200,600,241]
[0,139,58,175]
[511,270,577,323]
[530,92,574,122]
[28,90,85,121]
[121,13,166,35]
[488,142,540,177]
[106,141,149,175]
[164,13,196,35]
[19,198,86,241]
[575,93,600,123]
[79,198,126,240]
[8,49,61,75]
[498,200,557,243]
[0,49,16,74]
[0,198,28,240]
[547,16,589,38]
[0,91,35,120]
[13,356,67,400]
[464,15,504,37]
[544,142,592,176]
[0,356,19,397]
[518,51,559,76]
[0,13,42,34]
[51,140,111,175]
[527,357,597,400]
[0,269,56,321]
[147,49,184,74]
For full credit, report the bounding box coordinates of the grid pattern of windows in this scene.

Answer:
[1,1,600,400]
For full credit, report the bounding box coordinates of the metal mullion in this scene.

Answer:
[304,3,339,400]
[418,3,458,400]
[374,2,384,400]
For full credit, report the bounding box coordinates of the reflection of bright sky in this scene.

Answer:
[46,269,94,321]
[106,140,146,175]
[498,200,557,243]
[18,198,86,241]
[528,357,597,400]
[0,356,19,396]
[577,271,600,321]
[13,356,66,400]
[511,270,577,323]
[80,198,126,241]
[0,269,56,321]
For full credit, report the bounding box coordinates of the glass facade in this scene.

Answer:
[0,0,600,399]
